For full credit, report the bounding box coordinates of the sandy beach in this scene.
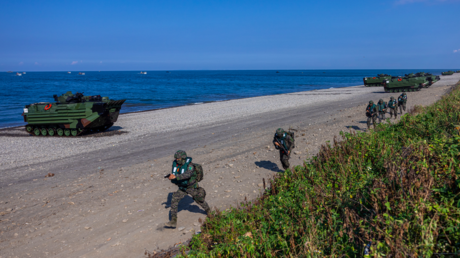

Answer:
[1,73,459,258]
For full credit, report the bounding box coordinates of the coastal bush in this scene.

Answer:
[180,83,460,257]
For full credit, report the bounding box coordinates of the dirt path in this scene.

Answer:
[0,74,458,258]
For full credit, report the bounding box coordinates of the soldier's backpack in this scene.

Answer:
[192,163,204,182]
[287,131,295,149]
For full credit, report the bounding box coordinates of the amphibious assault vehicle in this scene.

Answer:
[442,71,454,75]
[382,77,428,93]
[363,74,391,87]
[424,73,441,87]
[402,72,439,88]
[456,70,460,73]
[22,91,126,136]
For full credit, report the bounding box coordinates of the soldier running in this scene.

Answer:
[388,96,398,119]
[377,99,387,123]
[165,150,210,228]
[398,93,407,114]
[273,128,294,170]
[366,100,378,130]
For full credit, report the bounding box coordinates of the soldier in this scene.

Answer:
[165,150,210,228]
[377,99,387,123]
[388,96,398,119]
[366,100,378,130]
[273,128,294,170]
[398,92,407,114]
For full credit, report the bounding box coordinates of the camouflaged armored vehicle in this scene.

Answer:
[403,72,440,88]
[363,74,392,87]
[442,71,454,75]
[382,76,428,93]
[423,73,441,87]
[22,91,126,136]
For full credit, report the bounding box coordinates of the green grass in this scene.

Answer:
[179,83,460,257]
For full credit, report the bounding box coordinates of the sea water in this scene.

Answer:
[0,69,448,128]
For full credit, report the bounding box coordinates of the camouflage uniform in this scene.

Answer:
[377,99,387,123]
[165,150,210,228]
[366,101,378,130]
[398,93,407,114]
[170,187,208,220]
[273,128,294,170]
[388,96,398,119]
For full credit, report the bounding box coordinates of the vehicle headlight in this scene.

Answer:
[23,108,28,113]
[364,78,367,80]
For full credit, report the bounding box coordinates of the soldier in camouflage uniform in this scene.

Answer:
[388,96,398,119]
[273,128,294,170]
[377,99,387,123]
[366,100,378,130]
[398,93,407,114]
[165,150,210,228]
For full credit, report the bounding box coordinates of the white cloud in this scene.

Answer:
[454,50,458,53]
[34,62,40,65]
[100,61,103,63]
[18,62,23,65]
[71,61,78,65]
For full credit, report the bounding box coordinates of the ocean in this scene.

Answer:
[0,69,449,128]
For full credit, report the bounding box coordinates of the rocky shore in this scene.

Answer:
[0,73,459,258]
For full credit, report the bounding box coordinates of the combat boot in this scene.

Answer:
[165,217,177,228]
[205,207,211,216]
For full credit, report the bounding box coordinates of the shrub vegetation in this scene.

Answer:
[180,82,460,257]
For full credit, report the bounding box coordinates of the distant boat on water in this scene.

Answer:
[23,72,26,74]
[78,72,85,75]
[140,71,147,74]
[7,71,13,73]
[67,72,71,74]
[16,72,22,76]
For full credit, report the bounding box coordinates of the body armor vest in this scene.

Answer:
[388,100,397,108]
[279,133,289,151]
[171,157,192,189]
[366,104,377,115]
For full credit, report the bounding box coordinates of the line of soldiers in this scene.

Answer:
[366,92,407,130]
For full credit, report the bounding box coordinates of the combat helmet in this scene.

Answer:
[378,99,383,103]
[174,150,187,165]
[276,128,285,138]
[390,96,394,100]
[369,100,374,105]
[402,92,407,96]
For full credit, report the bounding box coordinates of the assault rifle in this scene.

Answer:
[274,137,289,154]
[164,174,170,178]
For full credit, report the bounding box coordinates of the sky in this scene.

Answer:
[0,0,459,71]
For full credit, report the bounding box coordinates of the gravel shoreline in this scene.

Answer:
[0,85,366,171]
[2,74,460,172]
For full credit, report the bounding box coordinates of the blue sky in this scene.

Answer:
[1,0,459,71]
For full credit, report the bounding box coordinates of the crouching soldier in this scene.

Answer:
[388,96,398,119]
[165,150,210,228]
[273,128,295,170]
[366,100,378,130]
[377,99,387,123]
